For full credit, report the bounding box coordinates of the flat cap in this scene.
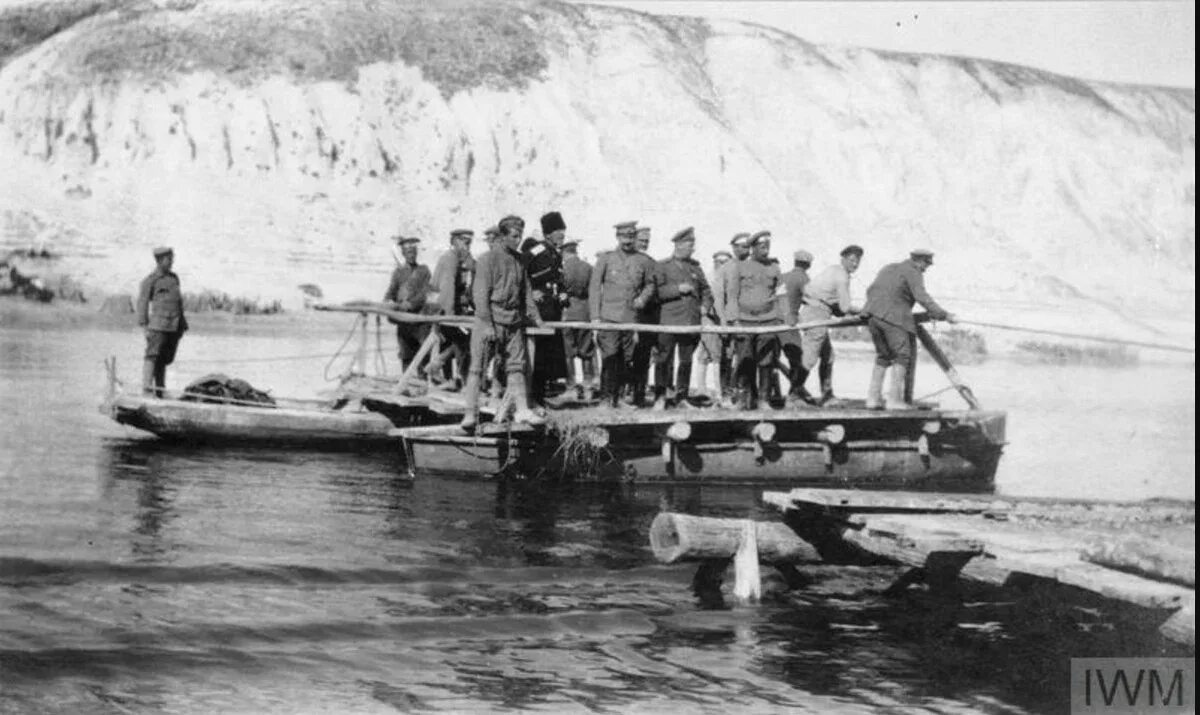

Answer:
[840,244,864,258]
[730,232,751,247]
[614,220,638,235]
[152,246,173,257]
[450,228,474,239]
[793,249,814,264]
[671,226,695,243]
[749,230,772,245]
[910,248,935,259]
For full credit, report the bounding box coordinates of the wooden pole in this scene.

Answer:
[915,324,981,409]
[649,512,819,564]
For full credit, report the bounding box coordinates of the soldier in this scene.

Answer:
[652,227,713,409]
[695,250,732,400]
[589,221,655,409]
[711,232,751,405]
[522,212,570,405]
[460,215,544,432]
[560,237,597,400]
[480,225,504,399]
[780,249,815,407]
[431,228,476,389]
[629,226,658,406]
[383,236,432,374]
[725,230,782,410]
[799,244,863,405]
[136,246,187,397]
[862,248,955,410]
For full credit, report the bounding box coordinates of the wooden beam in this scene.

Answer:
[648,512,819,565]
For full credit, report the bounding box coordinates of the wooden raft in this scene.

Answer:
[763,488,1196,648]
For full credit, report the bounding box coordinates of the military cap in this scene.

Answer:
[910,248,935,261]
[730,232,751,247]
[450,229,474,239]
[540,211,566,235]
[562,238,581,250]
[398,236,421,246]
[793,249,814,264]
[152,246,173,257]
[840,244,864,258]
[483,225,501,239]
[614,220,638,236]
[749,230,772,245]
[671,227,695,243]
[713,250,732,261]
[636,226,651,238]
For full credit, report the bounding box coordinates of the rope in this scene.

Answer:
[957,320,1195,354]
[324,316,368,382]
[182,352,345,364]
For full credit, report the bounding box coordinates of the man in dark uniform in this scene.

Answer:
[522,211,570,405]
[652,227,713,409]
[460,215,544,432]
[383,236,432,373]
[589,221,656,409]
[711,232,751,406]
[136,246,187,397]
[780,249,815,407]
[560,237,597,400]
[629,226,658,406]
[431,228,476,389]
[696,250,731,402]
[862,248,955,410]
[725,230,782,410]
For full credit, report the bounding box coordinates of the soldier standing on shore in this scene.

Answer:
[522,212,570,406]
[725,231,782,410]
[862,248,954,410]
[799,244,863,405]
[460,215,544,432]
[589,221,655,409]
[560,237,597,400]
[711,233,751,406]
[383,236,432,374]
[136,246,187,397]
[431,228,476,389]
[652,227,712,409]
[780,249,814,407]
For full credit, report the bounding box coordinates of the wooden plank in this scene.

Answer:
[769,488,1013,514]
[1081,535,1196,587]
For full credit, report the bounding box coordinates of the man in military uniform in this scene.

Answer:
[780,249,815,407]
[522,211,570,406]
[460,215,544,432]
[136,246,187,397]
[725,231,783,410]
[431,228,476,389]
[652,227,713,409]
[480,225,504,399]
[711,232,751,406]
[800,244,863,405]
[695,250,731,401]
[589,221,656,409]
[383,236,433,373]
[862,248,954,410]
[560,237,597,400]
[628,226,658,406]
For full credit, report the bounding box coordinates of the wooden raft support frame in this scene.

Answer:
[762,488,1196,648]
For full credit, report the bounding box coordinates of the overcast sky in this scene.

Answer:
[589,1,1195,88]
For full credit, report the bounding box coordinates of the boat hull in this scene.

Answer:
[397,408,1006,493]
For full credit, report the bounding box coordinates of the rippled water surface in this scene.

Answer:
[1,321,1194,714]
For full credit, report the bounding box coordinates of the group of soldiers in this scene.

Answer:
[381,211,955,432]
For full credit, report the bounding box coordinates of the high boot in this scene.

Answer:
[582,357,598,401]
[600,356,619,408]
[507,373,545,425]
[142,359,157,397]
[866,365,887,410]
[788,366,816,407]
[759,367,782,410]
[736,367,755,410]
[884,364,915,411]
[818,358,835,405]
[652,385,667,411]
[459,373,482,433]
[153,364,167,398]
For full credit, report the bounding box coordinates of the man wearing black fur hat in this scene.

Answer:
[521,211,570,405]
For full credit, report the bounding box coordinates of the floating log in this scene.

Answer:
[649,512,819,565]
[1080,536,1196,588]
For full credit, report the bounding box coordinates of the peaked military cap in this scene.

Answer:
[398,236,421,246]
[671,227,695,243]
[749,230,772,245]
[793,249,814,264]
[730,232,751,247]
[636,226,651,238]
[562,238,581,248]
[450,229,474,239]
[910,248,935,260]
[483,226,501,238]
[840,244,864,258]
[713,250,732,261]
[614,220,638,236]
[152,246,173,257]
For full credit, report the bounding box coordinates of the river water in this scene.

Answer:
[1,320,1194,714]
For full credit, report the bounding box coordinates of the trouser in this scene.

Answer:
[530,334,567,404]
[143,329,182,396]
[394,323,429,364]
[735,320,781,406]
[442,325,471,380]
[562,327,597,388]
[868,316,916,403]
[631,330,656,403]
[596,328,636,406]
[654,332,699,396]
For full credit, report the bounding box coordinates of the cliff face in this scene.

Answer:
[0,0,1193,336]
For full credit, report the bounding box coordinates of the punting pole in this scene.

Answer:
[915,324,981,409]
